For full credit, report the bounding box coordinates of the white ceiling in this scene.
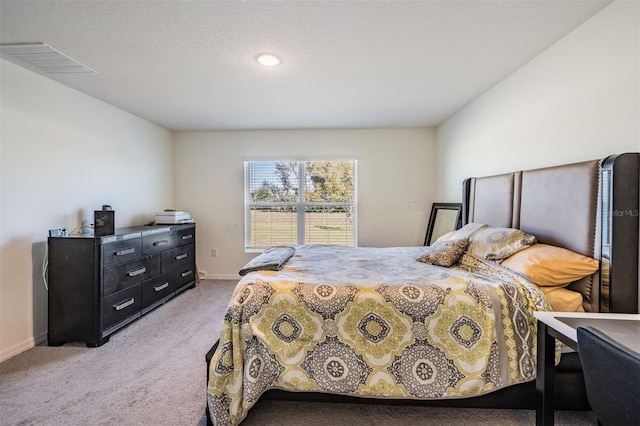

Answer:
[0,0,613,132]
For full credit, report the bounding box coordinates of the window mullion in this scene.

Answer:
[297,162,305,245]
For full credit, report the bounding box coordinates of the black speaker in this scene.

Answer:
[94,210,115,237]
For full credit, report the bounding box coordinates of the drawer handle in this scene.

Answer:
[181,234,193,240]
[115,247,135,256]
[175,253,188,260]
[127,267,146,277]
[154,282,169,292]
[113,298,135,311]
[181,270,193,277]
[153,240,169,247]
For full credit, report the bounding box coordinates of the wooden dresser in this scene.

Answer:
[47,223,196,347]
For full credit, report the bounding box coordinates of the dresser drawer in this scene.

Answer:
[141,272,173,309]
[162,244,195,274]
[177,227,195,246]
[102,237,142,268]
[172,265,196,291]
[102,284,141,329]
[103,255,161,297]
[142,230,176,255]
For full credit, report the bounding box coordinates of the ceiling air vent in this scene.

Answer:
[0,42,96,74]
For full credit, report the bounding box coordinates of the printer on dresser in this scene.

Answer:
[47,223,196,347]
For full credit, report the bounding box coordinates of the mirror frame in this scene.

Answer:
[424,203,463,246]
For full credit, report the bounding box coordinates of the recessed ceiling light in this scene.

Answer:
[255,53,282,67]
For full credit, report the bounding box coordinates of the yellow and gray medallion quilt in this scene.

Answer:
[207,245,551,426]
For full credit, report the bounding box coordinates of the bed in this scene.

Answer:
[206,153,639,426]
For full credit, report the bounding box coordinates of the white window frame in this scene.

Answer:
[244,159,358,251]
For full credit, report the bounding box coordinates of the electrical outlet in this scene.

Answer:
[211,248,217,257]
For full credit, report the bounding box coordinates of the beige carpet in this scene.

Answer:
[1,279,236,426]
[1,279,596,426]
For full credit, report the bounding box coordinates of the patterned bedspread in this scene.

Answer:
[207,245,552,426]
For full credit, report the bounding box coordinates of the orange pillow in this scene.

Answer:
[501,243,598,287]
[539,286,585,312]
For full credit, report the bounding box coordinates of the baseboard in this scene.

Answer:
[0,336,35,363]
[204,274,241,280]
[34,330,48,346]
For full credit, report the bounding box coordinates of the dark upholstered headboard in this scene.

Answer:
[463,153,639,314]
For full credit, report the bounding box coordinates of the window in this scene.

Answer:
[244,160,357,250]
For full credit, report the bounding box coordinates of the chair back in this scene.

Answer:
[577,326,640,426]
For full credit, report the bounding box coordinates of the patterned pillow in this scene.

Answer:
[434,230,457,243]
[467,226,536,261]
[417,238,469,267]
[449,223,488,240]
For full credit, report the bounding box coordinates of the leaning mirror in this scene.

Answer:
[424,203,462,246]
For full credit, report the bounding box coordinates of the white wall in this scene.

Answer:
[437,0,639,199]
[174,129,437,278]
[0,59,174,361]
[3,0,636,362]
